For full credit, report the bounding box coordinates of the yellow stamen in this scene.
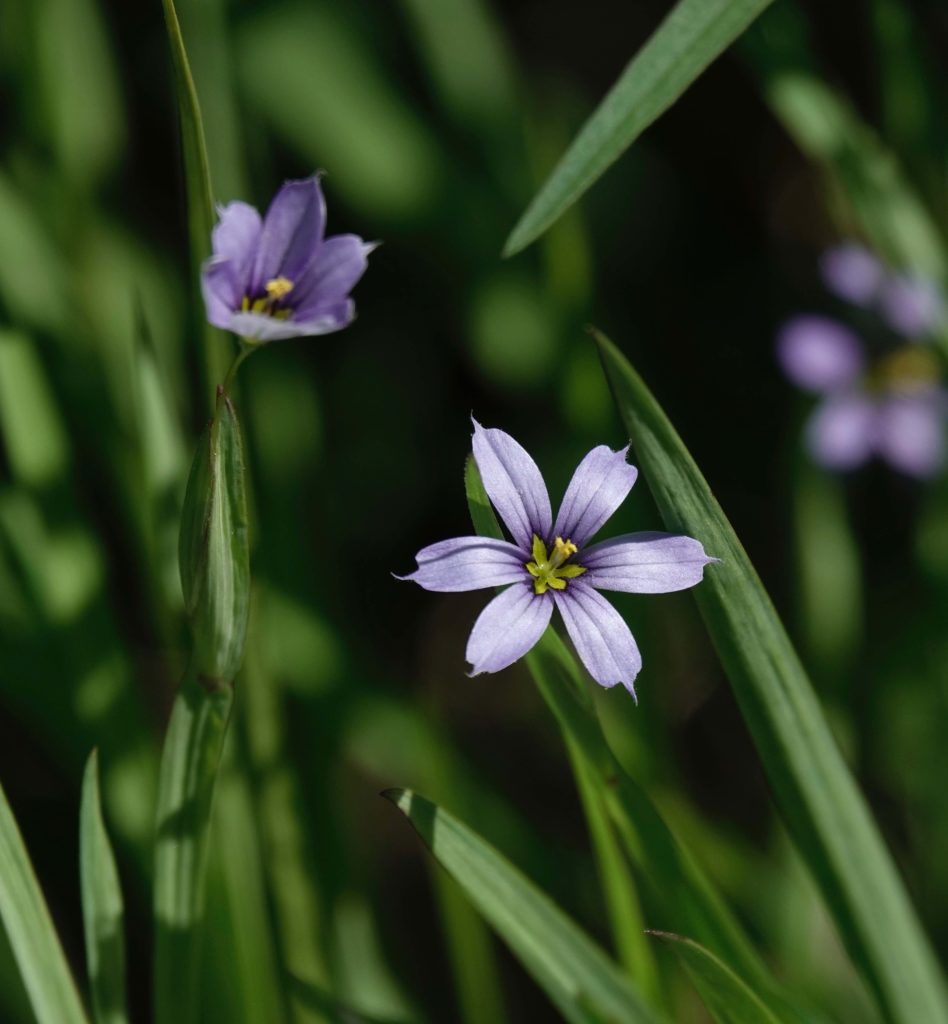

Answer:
[265,276,294,300]
[525,534,585,595]
[873,346,941,394]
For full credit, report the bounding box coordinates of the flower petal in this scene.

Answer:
[879,275,945,338]
[201,258,241,329]
[292,301,356,337]
[252,176,326,291]
[805,393,876,470]
[399,536,527,592]
[211,201,261,292]
[875,393,946,478]
[471,420,552,550]
[466,582,552,674]
[776,316,864,393]
[553,445,638,547]
[582,532,716,593]
[225,310,314,343]
[292,235,374,318]
[819,243,883,306]
[553,582,641,697]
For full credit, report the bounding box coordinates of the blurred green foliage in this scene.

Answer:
[0,0,946,1022]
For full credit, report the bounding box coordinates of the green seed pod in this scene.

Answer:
[178,386,250,687]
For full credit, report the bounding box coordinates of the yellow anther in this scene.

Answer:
[265,276,295,300]
[874,346,940,393]
[525,534,586,595]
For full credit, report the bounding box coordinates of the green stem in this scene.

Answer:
[153,668,234,1024]
[222,342,255,396]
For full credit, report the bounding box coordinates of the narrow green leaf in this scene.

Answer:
[79,752,128,1024]
[649,932,782,1024]
[0,780,89,1024]
[288,976,416,1024]
[153,672,234,1024]
[386,789,663,1024]
[594,327,948,1024]
[503,0,774,256]
[161,0,231,406]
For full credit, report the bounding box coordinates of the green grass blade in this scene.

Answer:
[649,932,783,1024]
[594,327,948,1024]
[503,0,774,256]
[153,672,234,1024]
[0,780,89,1024]
[161,0,231,407]
[385,789,664,1024]
[79,752,128,1024]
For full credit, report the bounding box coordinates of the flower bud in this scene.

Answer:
[179,387,250,686]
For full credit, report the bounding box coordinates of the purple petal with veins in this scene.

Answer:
[399,537,528,592]
[553,445,638,546]
[553,582,642,698]
[466,583,553,674]
[582,532,717,593]
[471,420,552,550]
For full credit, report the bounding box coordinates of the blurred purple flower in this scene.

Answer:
[201,176,374,343]
[777,316,946,477]
[820,244,884,307]
[777,316,864,392]
[400,421,716,697]
[879,275,945,338]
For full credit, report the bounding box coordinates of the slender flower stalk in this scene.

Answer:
[155,175,372,1024]
[401,420,716,698]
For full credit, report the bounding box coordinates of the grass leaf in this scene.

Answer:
[160,0,231,406]
[503,0,774,256]
[649,932,783,1024]
[0,780,89,1024]
[385,789,664,1024]
[594,327,948,1024]
[79,751,129,1024]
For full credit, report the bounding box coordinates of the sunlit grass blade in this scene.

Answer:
[161,0,231,406]
[503,0,774,256]
[79,751,128,1024]
[648,932,784,1024]
[385,789,664,1024]
[593,327,948,1024]
[0,780,89,1024]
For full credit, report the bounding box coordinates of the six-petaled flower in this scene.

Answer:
[201,175,374,344]
[400,421,716,698]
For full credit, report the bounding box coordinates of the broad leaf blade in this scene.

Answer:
[503,0,774,256]
[594,328,948,1024]
[386,789,663,1024]
[649,932,782,1024]
[80,751,128,1024]
[0,780,89,1024]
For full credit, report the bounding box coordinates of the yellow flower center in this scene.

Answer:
[525,535,586,595]
[871,346,941,395]
[240,276,295,319]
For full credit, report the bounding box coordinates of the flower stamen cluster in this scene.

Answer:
[525,535,586,594]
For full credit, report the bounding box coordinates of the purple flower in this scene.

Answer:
[777,316,946,477]
[400,421,716,697]
[201,176,374,343]
[820,244,884,307]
